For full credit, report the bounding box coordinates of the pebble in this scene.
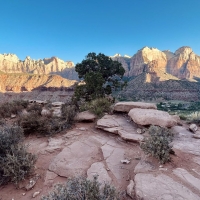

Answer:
[33,191,40,198]
[121,159,130,164]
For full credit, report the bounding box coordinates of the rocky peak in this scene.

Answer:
[0,53,19,63]
[128,46,167,77]
[124,55,131,58]
[0,53,77,79]
[111,53,122,58]
[175,46,193,56]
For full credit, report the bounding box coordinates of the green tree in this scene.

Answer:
[75,52,125,101]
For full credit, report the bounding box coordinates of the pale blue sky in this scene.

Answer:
[1,0,200,63]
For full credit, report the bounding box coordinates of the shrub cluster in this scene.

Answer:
[0,125,36,185]
[0,100,29,118]
[41,176,120,200]
[141,125,174,164]
[18,102,77,136]
[80,98,112,117]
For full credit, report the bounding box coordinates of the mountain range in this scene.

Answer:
[0,46,200,101]
[111,46,200,81]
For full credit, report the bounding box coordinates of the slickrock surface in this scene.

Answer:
[173,168,200,192]
[134,173,200,200]
[87,162,112,184]
[1,112,200,200]
[172,126,200,156]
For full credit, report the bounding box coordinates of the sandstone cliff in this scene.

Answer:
[0,73,76,92]
[165,46,200,79]
[113,46,200,80]
[128,47,167,77]
[0,54,78,80]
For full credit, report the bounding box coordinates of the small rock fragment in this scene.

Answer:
[22,193,26,196]
[25,175,39,190]
[11,114,16,118]
[25,179,36,190]
[189,124,198,133]
[159,168,167,171]
[77,127,87,131]
[121,159,130,164]
[127,180,135,199]
[135,157,141,160]
[33,191,40,198]
[136,128,143,134]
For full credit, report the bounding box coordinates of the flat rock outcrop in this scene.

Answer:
[48,140,99,177]
[134,173,200,200]
[128,108,179,127]
[96,114,144,142]
[114,101,157,112]
[172,126,200,156]
[173,168,200,192]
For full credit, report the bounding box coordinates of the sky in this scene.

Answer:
[1,0,200,64]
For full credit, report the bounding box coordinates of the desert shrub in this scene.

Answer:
[179,114,187,120]
[19,107,74,136]
[37,117,68,135]
[0,125,36,185]
[19,113,40,134]
[189,118,200,126]
[61,103,77,125]
[140,125,174,164]
[26,103,42,114]
[41,176,120,200]
[0,100,29,118]
[80,98,112,117]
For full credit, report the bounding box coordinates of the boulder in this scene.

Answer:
[128,108,179,128]
[52,107,61,117]
[114,102,157,112]
[41,108,51,116]
[52,102,64,107]
[75,111,96,122]
[189,124,198,133]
